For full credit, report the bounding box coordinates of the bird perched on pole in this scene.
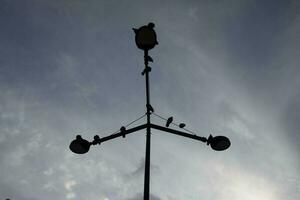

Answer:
[120,126,126,138]
[141,66,152,76]
[179,123,186,128]
[166,117,173,127]
[147,55,153,62]
[147,104,154,113]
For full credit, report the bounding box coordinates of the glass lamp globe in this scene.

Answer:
[207,135,231,151]
[133,23,158,50]
[69,135,91,154]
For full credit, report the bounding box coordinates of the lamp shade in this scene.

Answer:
[207,135,231,151]
[69,135,91,154]
[133,23,158,50]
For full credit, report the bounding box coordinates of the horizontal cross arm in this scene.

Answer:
[150,123,207,143]
[98,124,148,143]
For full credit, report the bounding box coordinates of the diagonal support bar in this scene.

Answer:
[98,124,148,143]
[150,123,207,143]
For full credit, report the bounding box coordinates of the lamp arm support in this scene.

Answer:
[150,123,207,143]
[97,124,148,144]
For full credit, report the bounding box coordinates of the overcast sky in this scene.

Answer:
[0,0,300,199]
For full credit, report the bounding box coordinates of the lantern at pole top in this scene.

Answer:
[133,22,158,51]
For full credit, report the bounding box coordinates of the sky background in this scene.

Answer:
[0,0,300,199]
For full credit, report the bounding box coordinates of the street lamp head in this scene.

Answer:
[207,135,231,151]
[133,22,158,51]
[69,135,91,154]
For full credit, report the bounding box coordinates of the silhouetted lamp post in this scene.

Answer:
[69,23,230,200]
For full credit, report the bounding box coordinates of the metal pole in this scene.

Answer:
[69,24,231,200]
[144,50,151,200]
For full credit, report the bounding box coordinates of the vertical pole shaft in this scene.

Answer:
[144,50,151,200]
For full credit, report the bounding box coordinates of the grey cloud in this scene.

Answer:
[1,0,300,200]
[281,91,300,150]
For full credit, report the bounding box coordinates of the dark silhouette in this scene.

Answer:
[133,22,158,51]
[179,123,186,128]
[120,126,126,138]
[69,23,231,200]
[141,66,151,75]
[146,104,154,113]
[165,117,173,127]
